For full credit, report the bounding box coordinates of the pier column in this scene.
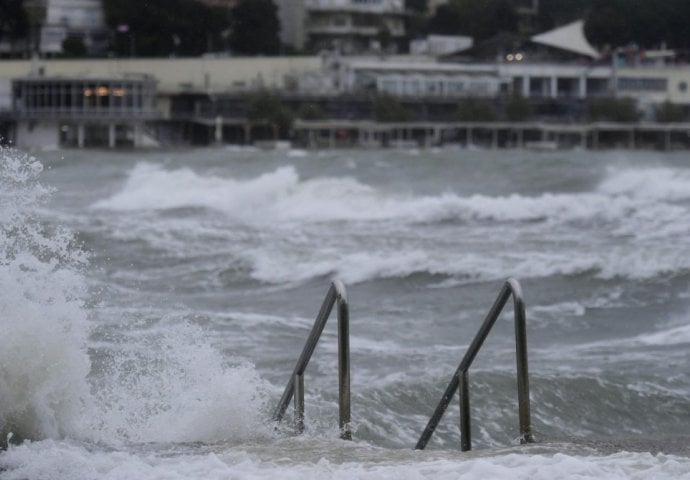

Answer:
[214,116,223,144]
[593,130,599,149]
[578,75,587,99]
[550,76,558,99]
[133,123,143,147]
[108,123,116,149]
[522,75,530,97]
[629,129,635,149]
[516,129,523,149]
[77,124,85,148]
[664,130,671,151]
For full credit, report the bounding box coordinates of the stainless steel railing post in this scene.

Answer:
[334,279,352,440]
[294,372,305,434]
[459,370,471,452]
[272,281,352,441]
[416,278,533,451]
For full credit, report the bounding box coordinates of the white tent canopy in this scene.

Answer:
[531,20,600,59]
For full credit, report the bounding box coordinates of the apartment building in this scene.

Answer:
[276,0,406,54]
[23,0,108,55]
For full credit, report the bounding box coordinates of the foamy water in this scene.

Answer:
[1,146,689,479]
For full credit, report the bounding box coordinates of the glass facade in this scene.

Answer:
[12,77,157,119]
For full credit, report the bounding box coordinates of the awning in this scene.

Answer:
[531,20,600,59]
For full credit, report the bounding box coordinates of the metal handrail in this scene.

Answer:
[272,280,351,440]
[415,278,534,451]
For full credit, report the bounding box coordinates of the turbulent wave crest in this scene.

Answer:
[93,163,690,225]
[90,163,690,285]
[0,149,269,445]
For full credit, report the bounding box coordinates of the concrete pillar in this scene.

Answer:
[491,127,498,149]
[593,129,599,149]
[77,124,85,148]
[133,123,143,147]
[665,130,671,151]
[551,76,558,98]
[579,75,587,99]
[629,129,635,149]
[522,75,530,97]
[214,115,223,144]
[108,123,116,149]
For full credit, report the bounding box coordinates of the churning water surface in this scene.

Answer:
[1,146,690,479]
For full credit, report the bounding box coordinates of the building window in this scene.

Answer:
[617,77,667,92]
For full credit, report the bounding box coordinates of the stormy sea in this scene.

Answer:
[1,145,689,479]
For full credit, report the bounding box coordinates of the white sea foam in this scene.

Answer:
[598,167,690,202]
[90,162,690,285]
[93,163,690,226]
[0,149,270,446]
[1,440,689,480]
[0,148,92,440]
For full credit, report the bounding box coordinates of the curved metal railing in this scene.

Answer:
[272,280,351,440]
[415,278,534,451]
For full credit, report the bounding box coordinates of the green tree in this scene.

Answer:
[296,103,327,120]
[246,91,293,138]
[457,97,496,122]
[0,0,28,46]
[104,0,230,57]
[428,0,518,41]
[405,0,427,13]
[655,101,686,123]
[586,97,640,123]
[229,0,280,55]
[373,93,412,122]
[61,36,86,57]
[505,93,532,121]
[584,0,690,50]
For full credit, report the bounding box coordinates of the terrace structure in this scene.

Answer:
[11,75,157,149]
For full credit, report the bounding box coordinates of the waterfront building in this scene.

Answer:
[11,75,157,149]
[1,55,690,149]
[275,0,407,54]
[333,56,505,98]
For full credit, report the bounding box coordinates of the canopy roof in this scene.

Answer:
[531,20,600,59]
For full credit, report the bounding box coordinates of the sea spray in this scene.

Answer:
[0,148,271,446]
[0,147,93,441]
[89,319,271,444]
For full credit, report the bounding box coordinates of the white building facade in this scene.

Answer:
[276,0,406,54]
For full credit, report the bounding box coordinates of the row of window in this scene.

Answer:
[377,77,495,97]
[13,80,155,115]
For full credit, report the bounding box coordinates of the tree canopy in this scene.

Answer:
[104,0,230,57]
[584,0,690,50]
[428,0,518,41]
[0,0,28,45]
[228,0,281,56]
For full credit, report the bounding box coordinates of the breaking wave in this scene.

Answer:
[0,148,269,445]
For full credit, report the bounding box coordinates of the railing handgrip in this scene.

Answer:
[272,280,351,440]
[415,278,532,450]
